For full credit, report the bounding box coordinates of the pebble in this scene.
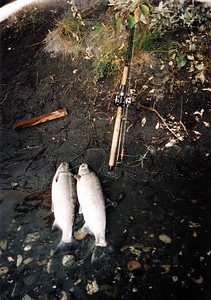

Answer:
[61,290,68,300]
[0,266,9,276]
[127,260,141,271]
[0,240,7,251]
[23,258,33,265]
[74,229,87,240]
[172,276,178,282]
[24,245,32,251]
[148,233,155,239]
[7,256,15,262]
[116,192,125,202]
[143,246,152,253]
[192,275,203,284]
[128,246,142,257]
[159,234,172,244]
[22,295,33,300]
[86,279,99,295]
[62,255,75,267]
[161,264,171,274]
[16,255,23,267]
[25,232,41,243]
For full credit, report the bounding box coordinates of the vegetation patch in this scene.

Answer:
[43,0,210,82]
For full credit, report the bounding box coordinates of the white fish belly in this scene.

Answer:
[77,172,107,246]
[52,169,76,243]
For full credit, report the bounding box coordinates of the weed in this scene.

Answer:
[90,24,126,82]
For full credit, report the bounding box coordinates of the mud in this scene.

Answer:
[0,1,211,299]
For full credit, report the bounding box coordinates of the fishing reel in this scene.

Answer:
[114,89,137,107]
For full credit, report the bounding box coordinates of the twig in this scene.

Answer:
[139,103,180,140]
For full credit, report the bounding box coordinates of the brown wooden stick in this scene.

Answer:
[13,108,68,130]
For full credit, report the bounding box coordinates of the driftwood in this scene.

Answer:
[13,108,68,130]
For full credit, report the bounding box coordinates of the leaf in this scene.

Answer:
[187,54,194,60]
[140,13,147,24]
[177,57,187,68]
[176,53,187,68]
[141,4,149,17]
[195,62,204,71]
[128,15,136,29]
[115,12,121,33]
[134,7,141,24]
[168,48,176,56]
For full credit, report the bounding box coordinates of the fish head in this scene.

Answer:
[78,163,89,175]
[57,162,69,172]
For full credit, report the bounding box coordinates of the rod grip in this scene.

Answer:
[108,106,123,170]
[121,66,129,86]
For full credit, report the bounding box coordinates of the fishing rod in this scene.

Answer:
[108,26,136,171]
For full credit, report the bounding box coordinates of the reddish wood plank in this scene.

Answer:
[13,108,68,130]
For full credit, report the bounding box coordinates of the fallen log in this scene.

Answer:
[13,108,68,130]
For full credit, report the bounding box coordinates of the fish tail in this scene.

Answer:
[91,243,120,263]
[54,240,74,255]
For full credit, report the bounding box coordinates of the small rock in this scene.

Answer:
[161,264,171,274]
[23,258,33,265]
[116,192,125,202]
[24,245,32,251]
[17,255,23,267]
[62,255,74,267]
[61,290,68,300]
[0,240,7,251]
[37,259,47,266]
[193,231,197,237]
[192,275,203,284]
[148,234,155,239]
[25,232,40,243]
[22,295,33,300]
[0,266,9,276]
[172,276,178,282]
[127,260,141,271]
[74,229,87,240]
[86,279,99,295]
[143,246,152,253]
[159,234,172,244]
[7,256,15,262]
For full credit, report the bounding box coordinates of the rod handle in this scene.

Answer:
[121,66,129,86]
[108,106,122,171]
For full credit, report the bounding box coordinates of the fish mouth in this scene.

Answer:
[58,162,69,172]
[78,163,89,175]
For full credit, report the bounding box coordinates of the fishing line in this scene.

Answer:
[69,147,148,176]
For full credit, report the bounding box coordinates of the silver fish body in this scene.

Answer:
[76,163,107,250]
[52,162,77,254]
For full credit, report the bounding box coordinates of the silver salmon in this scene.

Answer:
[75,163,107,261]
[51,162,77,254]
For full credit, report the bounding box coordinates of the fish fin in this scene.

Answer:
[91,243,121,263]
[91,246,107,263]
[79,204,83,214]
[81,223,93,235]
[51,220,60,231]
[54,240,76,255]
[74,175,81,180]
